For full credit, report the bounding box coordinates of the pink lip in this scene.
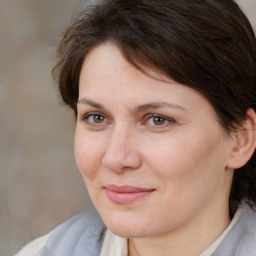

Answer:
[104,185,155,204]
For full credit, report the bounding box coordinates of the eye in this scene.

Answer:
[150,116,168,125]
[88,114,106,124]
[144,114,174,128]
[79,112,108,125]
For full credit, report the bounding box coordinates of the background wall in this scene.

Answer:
[0,1,94,255]
[1,0,255,255]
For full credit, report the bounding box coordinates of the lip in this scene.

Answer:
[104,185,155,204]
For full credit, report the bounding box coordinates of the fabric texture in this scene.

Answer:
[212,202,256,256]
[199,207,241,255]
[15,202,256,256]
[14,233,52,256]
[37,210,106,256]
[100,229,127,256]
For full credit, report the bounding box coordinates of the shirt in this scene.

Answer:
[14,206,242,256]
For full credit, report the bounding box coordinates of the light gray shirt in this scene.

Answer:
[15,202,256,256]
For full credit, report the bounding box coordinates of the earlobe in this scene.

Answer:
[226,108,256,169]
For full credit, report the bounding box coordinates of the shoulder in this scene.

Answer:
[213,202,256,256]
[236,202,256,254]
[15,210,106,256]
[14,233,52,256]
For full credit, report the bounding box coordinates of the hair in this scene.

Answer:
[53,0,256,214]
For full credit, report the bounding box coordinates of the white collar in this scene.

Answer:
[100,229,127,256]
[200,207,241,255]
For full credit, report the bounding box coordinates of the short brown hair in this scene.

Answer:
[53,0,256,213]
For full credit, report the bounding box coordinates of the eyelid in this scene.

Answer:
[78,111,175,130]
[78,111,110,126]
[143,113,175,128]
[79,111,106,119]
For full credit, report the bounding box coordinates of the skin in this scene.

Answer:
[75,43,237,256]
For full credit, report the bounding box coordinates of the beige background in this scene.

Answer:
[1,0,255,255]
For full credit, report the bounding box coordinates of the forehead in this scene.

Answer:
[79,44,217,118]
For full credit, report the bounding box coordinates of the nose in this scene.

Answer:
[102,126,142,173]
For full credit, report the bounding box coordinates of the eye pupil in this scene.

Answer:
[93,115,104,123]
[153,117,165,125]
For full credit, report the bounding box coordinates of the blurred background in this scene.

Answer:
[0,0,255,255]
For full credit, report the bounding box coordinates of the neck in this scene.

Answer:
[128,200,231,256]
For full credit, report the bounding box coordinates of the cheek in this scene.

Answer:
[143,131,226,191]
[74,130,104,179]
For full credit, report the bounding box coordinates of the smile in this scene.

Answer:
[104,185,156,204]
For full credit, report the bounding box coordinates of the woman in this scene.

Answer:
[16,0,256,255]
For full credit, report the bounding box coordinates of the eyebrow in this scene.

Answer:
[77,98,104,109]
[77,98,187,112]
[136,102,187,112]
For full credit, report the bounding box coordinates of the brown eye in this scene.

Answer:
[81,113,107,125]
[144,114,174,128]
[152,116,166,125]
[93,114,105,123]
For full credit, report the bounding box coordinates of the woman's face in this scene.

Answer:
[75,43,234,238]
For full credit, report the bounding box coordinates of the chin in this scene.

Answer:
[101,210,152,238]
[108,224,148,239]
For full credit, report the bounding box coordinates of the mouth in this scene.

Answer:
[104,184,156,204]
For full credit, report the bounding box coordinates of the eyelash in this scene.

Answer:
[79,112,108,125]
[144,114,174,128]
[79,112,175,129]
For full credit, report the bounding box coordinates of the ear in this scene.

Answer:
[226,108,256,169]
